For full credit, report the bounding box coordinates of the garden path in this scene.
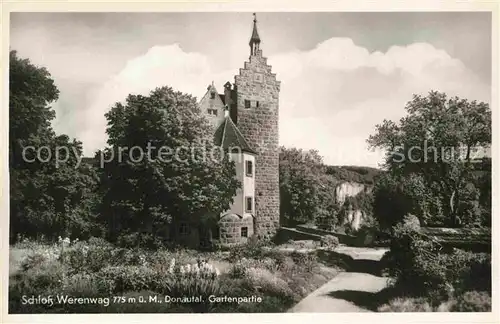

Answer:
[289,246,389,313]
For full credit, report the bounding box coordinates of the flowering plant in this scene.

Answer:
[168,258,220,279]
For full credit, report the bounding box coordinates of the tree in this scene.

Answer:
[368,91,491,227]
[9,50,101,241]
[371,172,445,229]
[279,147,337,226]
[100,86,240,244]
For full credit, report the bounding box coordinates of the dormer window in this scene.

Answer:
[244,100,251,108]
[210,92,216,99]
[245,160,253,177]
[208,109,217,116]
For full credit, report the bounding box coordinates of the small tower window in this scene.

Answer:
[256,101,260,108]
[245,160,253,177]
[179,222,190,236]
[241,227,248,238]
[244,100,251,108]
[210,92,216,99]
[245,196,253,213]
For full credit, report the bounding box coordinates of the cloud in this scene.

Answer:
[268,38,490,167]
[82,38,490,167]
[79,44,233,155]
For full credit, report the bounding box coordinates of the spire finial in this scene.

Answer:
[249,13,261,56]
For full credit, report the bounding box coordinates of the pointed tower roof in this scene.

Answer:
[214,109,256,154]
[249,13,261,45]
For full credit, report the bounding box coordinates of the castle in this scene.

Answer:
[197,14,281,246]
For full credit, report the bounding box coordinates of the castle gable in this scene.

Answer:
[199,83,226,128]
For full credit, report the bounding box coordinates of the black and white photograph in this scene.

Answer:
[3,6,496,318]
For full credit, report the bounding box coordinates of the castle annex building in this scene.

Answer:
[198,14,281,246]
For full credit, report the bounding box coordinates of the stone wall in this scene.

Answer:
[218,214,254,246]
[275,227,322,243]
[234,50,280,237]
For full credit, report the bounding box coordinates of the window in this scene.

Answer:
[254,73,263,83]
[256,101,260,108]
[210,92,216,99]
[179,223,189,236]
[245,160,253,177]
[245,196,253,213]
[241,227,248,238]
[244,100,251,108]
[207,109,217,116]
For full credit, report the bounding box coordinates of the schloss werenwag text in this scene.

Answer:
[21,294,262,307]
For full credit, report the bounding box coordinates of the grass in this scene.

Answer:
[8,238,343,313]
[377,290,492,312]
[9,247,29,276]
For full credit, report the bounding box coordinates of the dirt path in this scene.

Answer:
[289,246,390,313]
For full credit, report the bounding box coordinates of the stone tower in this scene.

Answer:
[232,14,281,237]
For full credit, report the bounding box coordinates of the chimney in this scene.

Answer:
[224,81,237,123]
[224,81,232,106]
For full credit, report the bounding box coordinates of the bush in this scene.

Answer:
[228,237,273,261]
[378,297,433,312]
[10,260,65,310]
[452,250,491,292]
[64,243,115,273]
[20,253,49,271]
[98,265,158,293]
[451,291,491,312]
[64,272,105,296]
[386,221,492,298]
[245,267,296,302]
[116,232,164,249]
[264,250,288,270]
[385,222,443,293]
[402,213,421,230]
[87,236,114,249]
[161,263,222,313]
[290,251,318,272]
[320,235,339,250]
[228,262,248,279]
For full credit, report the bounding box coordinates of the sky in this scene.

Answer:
[10,12,492,167]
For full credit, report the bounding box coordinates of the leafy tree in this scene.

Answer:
[279,147,337,226]
[100,86,240,244]
[325,165,382,184]
[371,172,446,229]
[476,158,492,226]
[368,91,491,227]
[9,50,101,241]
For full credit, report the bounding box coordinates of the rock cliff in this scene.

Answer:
[334,181,374,231]
[335,181,372,205]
